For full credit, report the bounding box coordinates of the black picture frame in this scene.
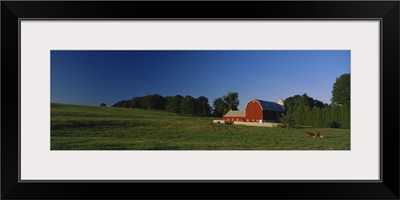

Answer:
[2,1,399,199]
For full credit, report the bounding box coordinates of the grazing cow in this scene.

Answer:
[306,132,316,138]
[317,132,324,138]
[209,122,213,127]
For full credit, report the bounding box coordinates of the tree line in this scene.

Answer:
[280,73,350,129]
[281,93,350,129]
[111,92,240,117]
[112,94,211,117]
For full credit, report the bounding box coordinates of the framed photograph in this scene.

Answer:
[2,1,399,199]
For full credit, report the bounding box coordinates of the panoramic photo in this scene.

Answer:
[51,50,350,150]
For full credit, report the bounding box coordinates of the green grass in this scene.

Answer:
[51,103,350,150]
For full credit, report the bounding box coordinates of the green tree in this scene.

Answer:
[100,103,106,107]
[313,100,326,108]
[181,95,197,116]
[331,73,350,107]
[213,97,228,117]
[223,91,239,111]
[150,94,166,110]
[121,100,131,108]
[311,106,322,127]
[165,95,183,114]
[301,93,314,108]
[293,105,306,125]
[285,93,327,112]
[131,97,141,108]
[284,94,302,113]
[303,106,312,126]
[329,105,341,128]
[340,105,350,129]
[140,95,151,109]
[111,100,123,107]
[279,112,295,128]
[321,106,331,128]
[196,96,211,117]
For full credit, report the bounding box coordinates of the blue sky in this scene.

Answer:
[51,50,350,110]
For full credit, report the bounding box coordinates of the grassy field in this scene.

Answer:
[51,103,350,150]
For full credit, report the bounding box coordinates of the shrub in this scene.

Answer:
[279,112,295,129]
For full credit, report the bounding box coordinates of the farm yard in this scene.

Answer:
[51,103,350,150]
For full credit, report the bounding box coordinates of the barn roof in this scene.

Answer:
[223,110,246,117]
[253,99,285,112]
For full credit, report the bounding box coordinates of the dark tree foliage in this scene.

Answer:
[196,96,211,117]
[180,95,198,116]
[313,100,326,108]
[283,94,301,113]
[283,92,350,129]
[140,95,151,109]
[165,95,183,114]
[212,97,229,117]
[150,94,166,110]
[212,91,240,117]
[223,91,240,111]
[113,94,214,117]
[100,103,106,107]
[112,100,130,107]
[131,97,141,108]
[122,100,131,108]
[279,112,294,128]
[331,73,350,107]
[285,93,326,112]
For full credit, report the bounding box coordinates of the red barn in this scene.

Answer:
[222,99,285,123]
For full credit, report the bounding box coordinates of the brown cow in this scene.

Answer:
[306,132,316,138]
[317,132,324,138]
